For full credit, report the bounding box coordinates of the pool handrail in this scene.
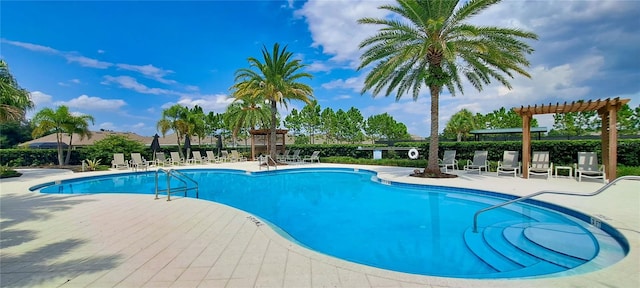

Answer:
[472,175,640,233]
[155,168,199,201]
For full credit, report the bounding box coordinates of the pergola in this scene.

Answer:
[514,97,630,180]
[248,129,288,160]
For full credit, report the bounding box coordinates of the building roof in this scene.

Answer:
[470,127,548,135]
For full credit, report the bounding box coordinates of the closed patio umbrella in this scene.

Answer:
[216,134,222,156]
[150,133,161,161]
[184,134,192,160]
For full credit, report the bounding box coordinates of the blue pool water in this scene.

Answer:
[34,168,628,279]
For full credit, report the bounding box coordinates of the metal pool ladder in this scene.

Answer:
[258,155,277,170]
[472,175,640,233]
[155,168,199,201]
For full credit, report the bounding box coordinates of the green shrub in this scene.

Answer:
[0,165,21,178]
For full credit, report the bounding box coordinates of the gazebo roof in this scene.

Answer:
[514,97,629,115]
[249,129,289,135]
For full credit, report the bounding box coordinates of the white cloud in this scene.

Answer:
[65,54,112,69]
[55,95,126,110]
[29,91,53,106]
[116,63,176,84]
[333,94,352,100]
[162,94,235,113]
[97,49,105,54]
[1,39,59,54]
[99,122,117,131]
[295,0,394,68]
[321,74,365,91]
[102,75,172,95]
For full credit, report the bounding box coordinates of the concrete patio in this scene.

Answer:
[1,162,638,287]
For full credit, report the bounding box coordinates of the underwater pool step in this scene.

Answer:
[483,222,539,267]
[503,223,588,269]
[464,227,523,272]
[523,223,598,261]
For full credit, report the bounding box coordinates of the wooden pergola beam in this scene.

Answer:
[513,97,629,180]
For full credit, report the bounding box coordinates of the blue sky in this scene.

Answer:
[2,0,639,137]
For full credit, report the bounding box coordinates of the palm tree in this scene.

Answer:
[445,109,476,142]
[0,60,33,123]
[31,106,75,166]
[224,100,271,146]
[63,113,95,165]
[157,104,189,158]
[231,43,314,158]
[358,0,537,175]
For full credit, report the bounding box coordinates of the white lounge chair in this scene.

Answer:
[277,149,290,162]
[130,153,150,171]
[528,151,552,179]
[496,151,520,177]
[438,150,458,172]
[220,150,231,162]
[205,150,220,164]
[575,152,606,183]
[111,153,129,169]
[155,152,171,167]
[464,151,489,174]
[303,151,320,163]
[287,150,302,163]
[230,150,247,162]
[169,151,184,166]
[189,151,205,165]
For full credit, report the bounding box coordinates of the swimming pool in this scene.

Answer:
[33,168,628,279]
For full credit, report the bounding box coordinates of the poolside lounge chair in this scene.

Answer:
[111,153,129,169]
[287,149,302,163]
[189,151,205,165]
[575,152,606,183]
[464,151,489,174]
[230,150,247,162]
[155,152,171,167]
[220,150,231,162]
[277,149,290,162]
[130,153,151,171]
[438,150,458,172]
[528,151,552,179]
[205,150,220,164]
[169,152,184,166]
[303,151,320,163]
[496,151,520,177]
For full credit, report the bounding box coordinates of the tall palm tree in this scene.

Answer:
[31,106,75,166]
[157,104,189,158]
[63,113,95,165]
[358,0,537,175]
[231,43,314,158]
[0,60,33,122]
[224,100,271,146]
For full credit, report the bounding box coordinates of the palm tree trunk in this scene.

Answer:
[425,86,440,174]
[64,134,73,165]
[56,132,64,166]
[270,100,277,159]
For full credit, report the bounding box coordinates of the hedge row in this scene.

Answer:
[1,140,638,167]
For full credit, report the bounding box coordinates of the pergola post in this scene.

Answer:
[521,113,531,178]
[599,103,619,180]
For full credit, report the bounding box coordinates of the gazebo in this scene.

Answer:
[514,97,630,180]
[248,129,288,160]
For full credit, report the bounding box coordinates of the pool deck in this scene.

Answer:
[1,162,638,287]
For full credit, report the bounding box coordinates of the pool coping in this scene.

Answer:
[1,162,638,287]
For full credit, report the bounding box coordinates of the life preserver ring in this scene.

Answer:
[408,148,419,160]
